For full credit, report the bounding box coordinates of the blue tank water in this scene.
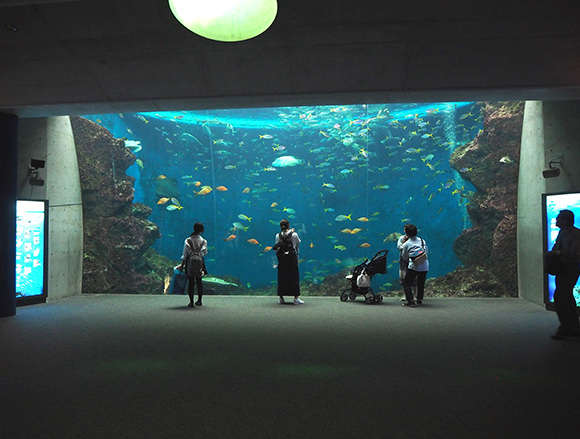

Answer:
[83,102,480,290]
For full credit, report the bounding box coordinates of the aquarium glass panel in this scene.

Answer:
[84,102,482,291]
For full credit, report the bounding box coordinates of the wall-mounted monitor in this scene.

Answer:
[542,192,580,310]
[16,200,48,305]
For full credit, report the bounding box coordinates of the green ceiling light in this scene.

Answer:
[168,0,278,42]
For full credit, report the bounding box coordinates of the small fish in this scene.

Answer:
[340,228,352,234]
[232,222,248,232]
[135,159,144,169]
[170,198,181,207]
[323,183,335,188]
[383,232,403,243]
[196,187,212,196]
[243,187,251,194]
[357,217,369,222]
[358,243,371,248]
[238,214,252,222]
[459,112,472,120]
[309,242,315,248]
[157,198,170,205]
[247,239,260,245]
[156,175,167,180]
[459,167,472,173]
[499,156,513,164]
[224,165,236,170]
[166,205,182,211]
[350,228,363,234]
[224,234,237,242]
[335,214,352,222]
[270,202,279,208]
[259,134,273,139]
[283,207,296,214]
[262,246,273,253]
[216,186,228,191]
[334,245,347,251]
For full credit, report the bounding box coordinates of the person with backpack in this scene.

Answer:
[178,222,208,308]
[400,223,429,307]
[272,219,303,304]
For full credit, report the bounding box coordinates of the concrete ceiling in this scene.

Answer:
[1,0,580,118]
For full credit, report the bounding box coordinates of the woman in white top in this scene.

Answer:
[273,219,303,305]
[400,224,429,307]
[178,222,208,308]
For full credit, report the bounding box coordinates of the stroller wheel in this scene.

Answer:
[349,292,357,301]
[340,290,349,302]
[376,294,383,303]
[365,295,375,304]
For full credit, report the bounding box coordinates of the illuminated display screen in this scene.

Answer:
[543,193,580,306]
[16,200,47,303]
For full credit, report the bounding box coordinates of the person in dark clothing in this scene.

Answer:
[548,210,580,339]
[273,219,303,305]
[400,224,429,307]
[178,222,208,308]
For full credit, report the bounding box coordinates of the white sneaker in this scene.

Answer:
[279,297,286,304]
[293,298,304,305]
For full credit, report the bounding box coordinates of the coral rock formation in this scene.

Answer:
[71,116,167,294]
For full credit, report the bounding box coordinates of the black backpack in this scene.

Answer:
[185,238,204,278]
[275,231,296,259]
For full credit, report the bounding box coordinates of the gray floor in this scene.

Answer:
[2,295,580,439]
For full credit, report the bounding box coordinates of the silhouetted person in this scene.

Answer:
[548,210,580,339]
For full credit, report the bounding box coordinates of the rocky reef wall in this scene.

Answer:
[428,102,524,297]
[71,116,169,294]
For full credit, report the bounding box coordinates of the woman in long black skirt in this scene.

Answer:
[273,219,303,305]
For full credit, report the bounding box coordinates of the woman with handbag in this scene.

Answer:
[400,224,429,307]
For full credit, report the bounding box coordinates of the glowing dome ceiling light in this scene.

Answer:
[168,0,278,42]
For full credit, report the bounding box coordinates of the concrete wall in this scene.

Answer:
[18,117,83,301]
[518,101,580,306]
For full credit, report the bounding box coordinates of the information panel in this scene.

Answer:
[16,200,48,304]
[543,192,580,308]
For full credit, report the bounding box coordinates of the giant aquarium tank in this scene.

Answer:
[79,101,523,296]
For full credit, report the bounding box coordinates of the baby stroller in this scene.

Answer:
[340,249,388,304]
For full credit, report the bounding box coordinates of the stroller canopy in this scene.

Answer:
[365,250,388,277]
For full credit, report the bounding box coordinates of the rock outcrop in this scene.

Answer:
[71,116,169,294]
[444,102,524,296]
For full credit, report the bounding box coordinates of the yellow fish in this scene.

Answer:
[196,187,212,196]
[350,228,363,234]
[216,186,228,192]
[340,228,352,234]
[262,246,273,253]
[243,187,251,194]
[357,217,369,222]
[334,245,347,251]
[157,197,170,205]
[358,243,371,248]
[271,202,279,208]
[247,239,260,245]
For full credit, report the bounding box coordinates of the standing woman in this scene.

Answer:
[400,224,429,307]
[273,219,304,304]
[178,222,208,308]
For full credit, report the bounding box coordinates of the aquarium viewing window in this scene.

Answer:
[542,192,580,309]
[85,102,481,292]
[168,0,278,42]
[16,199,48,305]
